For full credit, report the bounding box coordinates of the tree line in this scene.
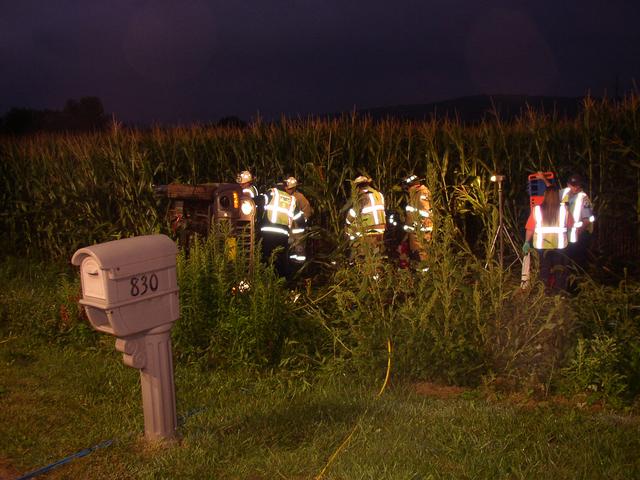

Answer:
[0,96,109,134]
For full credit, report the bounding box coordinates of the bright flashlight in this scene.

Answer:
[241,200,254,215]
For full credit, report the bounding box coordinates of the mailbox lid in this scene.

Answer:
[72,235,177,279]
[80,257,107,300]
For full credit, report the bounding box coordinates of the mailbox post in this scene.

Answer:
[72,234,179,441]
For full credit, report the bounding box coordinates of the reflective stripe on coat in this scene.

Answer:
[560,187,595,242]
[261,188,297,235]
[533,204,569,249]
[345,187,386,239]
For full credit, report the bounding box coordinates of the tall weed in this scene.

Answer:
[0,258,97,345]
[565,276,640,400]
[560,334,629,407]
[174,224,297,369]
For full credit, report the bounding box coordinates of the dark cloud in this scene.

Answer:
[1,0,639,124]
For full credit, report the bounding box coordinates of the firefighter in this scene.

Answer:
[345,175,386,259]
[236,170,259,199]
[401,173,433,263]
[284,176,313,264]
[523,186,573,293]
[259,183,298,277]
[560,173,595,270]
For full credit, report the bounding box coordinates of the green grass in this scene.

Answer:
[1,336,639,480]
[1,252,638,479]
[0,246,638,478]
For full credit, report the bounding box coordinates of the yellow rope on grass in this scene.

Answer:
[315,338,392,480]
[377,338,392,398]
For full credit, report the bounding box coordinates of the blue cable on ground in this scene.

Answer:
[15,439,113,480]
[14,406,206,479]
[178,407,207,426]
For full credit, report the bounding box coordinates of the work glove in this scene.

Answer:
[522,241,531,255]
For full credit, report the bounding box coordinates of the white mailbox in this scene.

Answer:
[72,234,180,441]
[72,234,179,337]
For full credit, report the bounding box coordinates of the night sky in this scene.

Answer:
[2,0,639,125]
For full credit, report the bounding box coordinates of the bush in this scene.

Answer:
[560,276,640,404]
[560,334,628,407]
[173,224,303,369]
[306,215,573,389]
[0,258,99,346]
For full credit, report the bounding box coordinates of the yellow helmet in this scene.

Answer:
[285,176,298,189]
[353,175,372,186]
[236,170,253,184]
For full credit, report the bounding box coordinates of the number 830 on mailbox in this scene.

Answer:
[72,235,180,338]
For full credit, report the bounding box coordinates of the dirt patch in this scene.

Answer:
[413,383,640,419]
[412,382,627,414]
[413,382,469,399]
[0,458,20,480]
[484,391,580,410]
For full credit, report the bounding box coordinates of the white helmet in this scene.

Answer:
[285,176,298,189]
[236,170,253,184]
[353,175,372,186]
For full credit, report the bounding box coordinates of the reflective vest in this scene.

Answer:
[345,188,386,239]
[261,188,296,236]
[559,187,595,242]
[242,185,259,199]
[533,204,568,249]
[404,185,433,234]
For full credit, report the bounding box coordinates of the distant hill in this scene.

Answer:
[342,94,584,123]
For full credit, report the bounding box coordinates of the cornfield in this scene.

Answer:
[2,95,639,267]
[2,95,640,397]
